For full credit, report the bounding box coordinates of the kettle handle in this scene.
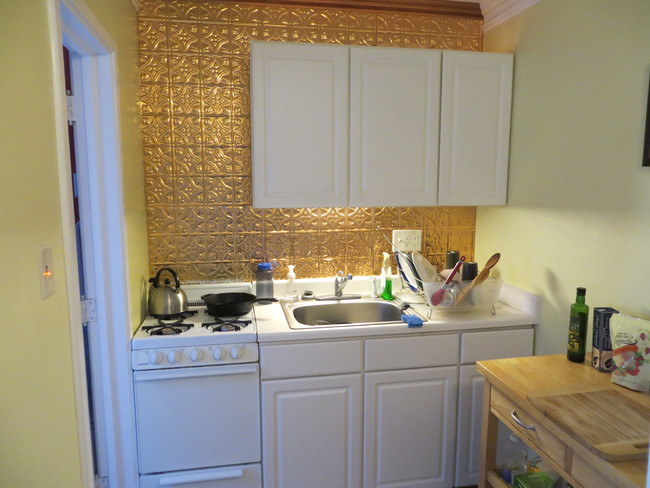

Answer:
[151,267,181,291]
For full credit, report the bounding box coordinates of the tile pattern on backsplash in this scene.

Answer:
[139,0,480,282]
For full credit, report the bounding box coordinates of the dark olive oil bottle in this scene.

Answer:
[567,287,589,363]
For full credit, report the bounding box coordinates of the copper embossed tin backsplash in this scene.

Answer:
[138,0,480,282]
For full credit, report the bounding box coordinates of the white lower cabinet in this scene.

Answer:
[261,374,363,488]
[454,328,535,487]
[260,327,534,488]
[364,366,458,488]
[455,365,486,487]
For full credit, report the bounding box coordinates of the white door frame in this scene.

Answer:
[48,0,139,486]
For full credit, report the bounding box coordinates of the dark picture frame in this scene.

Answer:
[644,76,650,167]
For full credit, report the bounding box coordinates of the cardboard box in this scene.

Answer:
[592,307,618,372]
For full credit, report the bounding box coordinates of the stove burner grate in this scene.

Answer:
[143,318,195,336]
[150,310,198,321]
[202,317,252,333]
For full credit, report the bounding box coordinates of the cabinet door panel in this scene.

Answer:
[455,364,485,487]
[350,47,441,207]
[251,42,349,208]
[439,51,513,205]
[364,367,458,488]
[262,374,362,488]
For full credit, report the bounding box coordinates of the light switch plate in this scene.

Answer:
[392,230,422,252]
[39,245,55,299]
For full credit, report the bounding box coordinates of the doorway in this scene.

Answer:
[55,0,139,486]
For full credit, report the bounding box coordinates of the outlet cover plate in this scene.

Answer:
[392,230,422,252]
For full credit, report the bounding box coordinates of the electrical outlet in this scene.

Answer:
[392,230,422,252]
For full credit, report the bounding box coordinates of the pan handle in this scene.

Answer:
[252,297,278,303]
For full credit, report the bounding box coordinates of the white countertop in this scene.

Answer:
[254,277,539,343]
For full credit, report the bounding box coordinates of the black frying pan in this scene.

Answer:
[201,292,277,317]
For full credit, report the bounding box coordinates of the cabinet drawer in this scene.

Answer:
[491,389,569,473]
[460,328,534,364]
[261,341,363,379]
[365,334,458,371]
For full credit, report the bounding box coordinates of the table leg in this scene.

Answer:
[479,381,499,488]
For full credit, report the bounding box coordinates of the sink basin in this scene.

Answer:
[282,299,413,329]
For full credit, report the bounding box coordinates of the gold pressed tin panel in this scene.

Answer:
[139,0,480,282]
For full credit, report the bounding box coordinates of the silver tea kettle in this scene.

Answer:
[147,268,188,317]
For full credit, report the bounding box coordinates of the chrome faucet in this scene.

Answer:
[334,271,352,297]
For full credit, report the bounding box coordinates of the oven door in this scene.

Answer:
[140,464,262,488]
[134,363,261,474]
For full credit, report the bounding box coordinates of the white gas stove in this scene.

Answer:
[132,283,259,371]
[132,282,263,488]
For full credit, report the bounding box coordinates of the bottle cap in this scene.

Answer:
[445,250,460,269]
[258,262,272,270]
[577,287,586,296]
[461,261,478,281]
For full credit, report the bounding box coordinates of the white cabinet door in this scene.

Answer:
[455,328,534,487]
[251,41,349,208]
[439,51,513,206]
[262,374,363,488]
[364,366,458,488]
[349,47,441,207]
[455,364,485,487]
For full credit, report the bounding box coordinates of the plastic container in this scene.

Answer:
[255,261,277,301]
[423,277,502,309]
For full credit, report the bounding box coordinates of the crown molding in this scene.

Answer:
[234,0,482,18]
[480,0,541,31]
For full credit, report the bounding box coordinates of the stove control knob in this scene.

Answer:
[230,345,244,360]
[148,351,162,365]
[190,348,202,362]
[167,350,180,364]
[212,347,223,361]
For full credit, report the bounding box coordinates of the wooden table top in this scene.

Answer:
[477,354,649,488]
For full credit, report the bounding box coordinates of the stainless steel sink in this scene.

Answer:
[282,298,415,329]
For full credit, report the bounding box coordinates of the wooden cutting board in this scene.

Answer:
[527,387,650,461]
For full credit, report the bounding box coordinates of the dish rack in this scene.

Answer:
[422,277,503,315]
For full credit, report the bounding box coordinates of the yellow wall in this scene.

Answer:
[0,0,147,486]
[477,0,650,355]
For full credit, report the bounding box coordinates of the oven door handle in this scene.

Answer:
[134,364,258,382]
[158,468,244,486]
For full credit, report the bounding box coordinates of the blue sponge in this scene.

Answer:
[401,314,423,328]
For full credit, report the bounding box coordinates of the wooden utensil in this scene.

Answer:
[455,253,501,306]
[430,256,465,306]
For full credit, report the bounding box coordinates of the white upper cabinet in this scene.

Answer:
[251,42,513,208]
[349,47,441,207]
[251,42,350,208]
[439,50,513,205]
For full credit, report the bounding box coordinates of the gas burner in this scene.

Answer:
[151,310,198,321]
[142,319,194,336]
[202,318,252,333]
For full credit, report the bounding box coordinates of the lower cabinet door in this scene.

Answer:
[262,374,363,488]
[364,366,458,488]
[455,364,485,487]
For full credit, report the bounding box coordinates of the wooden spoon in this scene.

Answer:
[455,253,501,306]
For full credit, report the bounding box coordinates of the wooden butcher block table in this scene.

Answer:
[477,354,649,488]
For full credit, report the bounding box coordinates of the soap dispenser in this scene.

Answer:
[381,252,393,300]
[284,265,298,302]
